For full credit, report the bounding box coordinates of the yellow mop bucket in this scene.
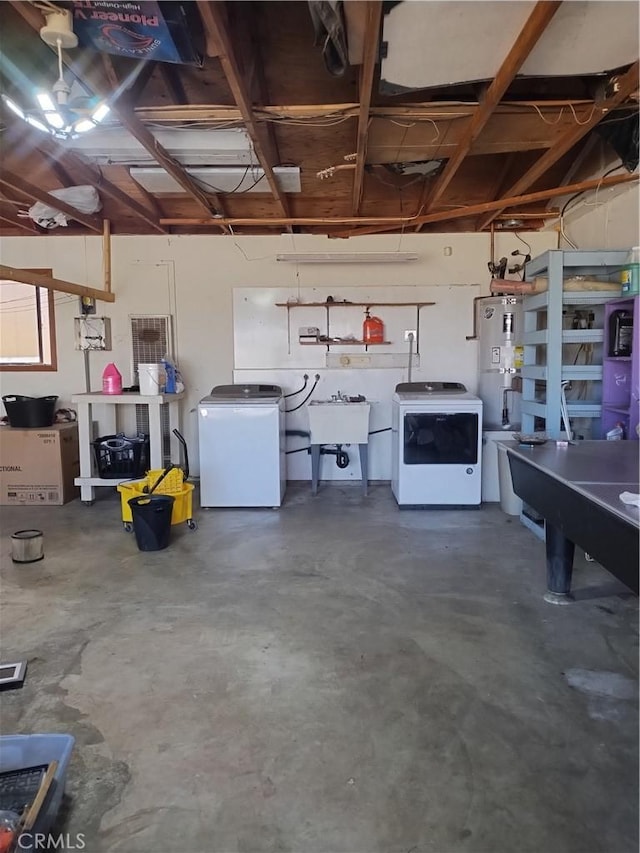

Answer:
[118,467,196,531]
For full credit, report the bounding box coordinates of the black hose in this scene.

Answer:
[368,427,391,435]
[561,164,622,219]
[336,450,350,469]
[284,375,309,398]
[286,446,310,455]
[285,376,320,413]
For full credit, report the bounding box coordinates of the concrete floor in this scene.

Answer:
[1,483,638,853]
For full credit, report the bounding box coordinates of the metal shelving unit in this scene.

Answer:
[521,250,627,439]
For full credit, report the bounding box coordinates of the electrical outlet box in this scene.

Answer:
[404,330,417,341]
[74,317,112,351]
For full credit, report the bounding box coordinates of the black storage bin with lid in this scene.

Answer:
[92,433,150,479]
[2,395,58,428]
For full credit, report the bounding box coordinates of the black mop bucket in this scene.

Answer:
[128,494,175,552]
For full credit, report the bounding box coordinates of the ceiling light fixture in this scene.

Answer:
[496,218,524,230]
[68,127,255,165]
[0,8,110,141]
[276,253,419,264]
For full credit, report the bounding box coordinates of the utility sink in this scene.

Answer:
[307,401,371,445]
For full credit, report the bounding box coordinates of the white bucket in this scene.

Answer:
[139,363,165,395]
[497,442,523,516]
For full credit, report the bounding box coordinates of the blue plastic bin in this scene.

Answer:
[0,734,75,842]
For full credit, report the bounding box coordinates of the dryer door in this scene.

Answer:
[403,411,479,465]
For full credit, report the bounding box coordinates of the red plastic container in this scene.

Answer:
[362,312,384,344]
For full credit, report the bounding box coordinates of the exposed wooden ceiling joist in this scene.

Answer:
[0,265,115,303]
[111,101,227,222]
[196,0,290,217]
[245,5,284,184]
[134,100,601,124]
[129,61,158,103]
[0,170,103,233]
[100,55,227,230]
[159,64,188,105]
[159,172,637,230]
[32,136,168,234]
[352,1,382,214]
[476,59,640,230]
[0,214,38,234]
[414,0,562,231]
[0,0,636,239]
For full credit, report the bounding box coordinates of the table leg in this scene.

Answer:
[149,402,163,469]
[168,401,181,464]
[311,445,321,495]
[544,522,575,604]
[358,444,369,497]
[76,402,95,503]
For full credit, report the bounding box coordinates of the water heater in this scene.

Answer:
[476,296,524,429]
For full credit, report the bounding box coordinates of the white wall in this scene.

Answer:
[0,231,554,475]
[558,180,639,250]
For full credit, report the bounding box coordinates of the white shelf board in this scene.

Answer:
[71,392,184,405]
[75,476,133,487]
[562,329,604,344]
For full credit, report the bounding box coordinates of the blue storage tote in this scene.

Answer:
[0,734,75,841]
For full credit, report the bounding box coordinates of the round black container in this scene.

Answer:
[128,494,175,551]
[3,395,58,428]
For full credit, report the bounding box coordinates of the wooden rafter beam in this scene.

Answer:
[0,214,38,234]
[414,0,562,232]
[133,99,616,124]
[352,1,382,214]
[0,265,115,303]
[27,134,168,234]
[246,4,283,177]
[0,170,103,232]
[129,61,157,103]
[99,56,226,229]
[550,134,600,198]
[159,64,188,105]
[38,152,75,188]
[115,101,225,216]
[111,99,226,222]
[159,172,637,230]
[196,0,289,217]
[476,60,640,231]
[472,152,517,230]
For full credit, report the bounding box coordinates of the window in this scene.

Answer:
[0,274,57,371]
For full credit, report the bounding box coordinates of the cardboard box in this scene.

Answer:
[0,423,80,506]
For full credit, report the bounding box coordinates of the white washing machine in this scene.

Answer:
[391,382,483,506]
[198,384,286,507]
